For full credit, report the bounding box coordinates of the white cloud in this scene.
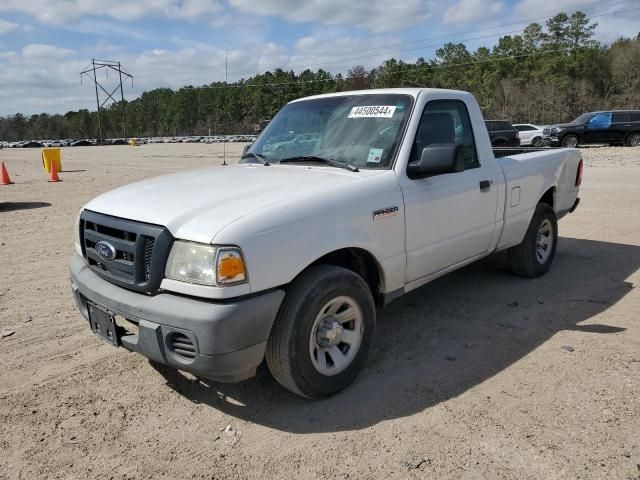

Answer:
[443,0,504,25]
[229,0,435,32]
[22,44,75,59]
[0,0,222,24]
[0,17,18,34]
[513,0,599,18]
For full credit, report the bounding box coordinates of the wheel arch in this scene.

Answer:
[303,247,385,306]
[539,186,556,210]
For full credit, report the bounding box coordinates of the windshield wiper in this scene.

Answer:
[240,152,270,165]
[279,156,359,172]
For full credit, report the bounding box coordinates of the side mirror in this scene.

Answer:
[407,144,464,179]
[242,144,250,155]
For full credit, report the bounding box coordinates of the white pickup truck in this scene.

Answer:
[70,88,583,398]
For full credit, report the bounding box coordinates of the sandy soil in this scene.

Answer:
[0,144,639,480]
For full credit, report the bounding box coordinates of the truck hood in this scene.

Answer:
[84,164,378,243]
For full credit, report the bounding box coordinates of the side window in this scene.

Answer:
[411,100,479,170]
[612,112,628,123]
[588,112,612,129]
[630,112,640,123]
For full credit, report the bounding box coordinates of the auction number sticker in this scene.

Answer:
[348,105,396,118]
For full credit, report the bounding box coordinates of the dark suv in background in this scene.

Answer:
[485,120,521,147]
[543,110,640,147]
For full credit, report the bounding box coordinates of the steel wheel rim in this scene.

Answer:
[309,295,363,376]
[535,219,554,264]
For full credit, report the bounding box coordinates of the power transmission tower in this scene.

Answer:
[80,59,133,145]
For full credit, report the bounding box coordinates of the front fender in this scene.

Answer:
[212,170,406,295]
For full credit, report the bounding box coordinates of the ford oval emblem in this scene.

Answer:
[95,240,116,261]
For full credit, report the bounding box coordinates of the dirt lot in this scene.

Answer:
[1,144,639,480]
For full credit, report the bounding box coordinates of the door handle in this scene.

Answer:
[479,180,491,191]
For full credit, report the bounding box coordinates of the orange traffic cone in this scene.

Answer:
[48,160,61,182]
[1,161,13,185]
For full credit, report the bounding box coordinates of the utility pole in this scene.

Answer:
[80,59,133,145]
[91,60,102,146]
[118,61,126,139]
[225,49,229,84]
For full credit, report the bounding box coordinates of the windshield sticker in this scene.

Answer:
[367,148,384,163]
[348,106,396,119]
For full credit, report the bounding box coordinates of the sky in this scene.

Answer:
[0,0,638,115]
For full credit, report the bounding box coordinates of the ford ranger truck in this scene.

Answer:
[70,88,583,399]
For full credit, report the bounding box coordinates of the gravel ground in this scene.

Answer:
[0,144,639,480]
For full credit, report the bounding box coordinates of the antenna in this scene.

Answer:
[80,59,133,145]
[223,140,228,166]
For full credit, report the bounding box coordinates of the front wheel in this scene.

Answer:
[508,203,558,278]
[561,134,579,148]
[532,137,543,147]
[266,265,376,398]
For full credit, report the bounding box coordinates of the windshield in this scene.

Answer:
[248,94,413,169]
[570,113,594,125]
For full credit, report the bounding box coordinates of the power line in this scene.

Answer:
[185,45,585,91]
[225,2,639,80]
[247,0,636,69]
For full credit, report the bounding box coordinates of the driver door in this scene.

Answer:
[399,99,500,283]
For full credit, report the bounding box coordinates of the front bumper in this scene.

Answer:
[70,254,285,382]
[543,136,560,146]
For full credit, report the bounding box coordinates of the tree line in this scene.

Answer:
[1,11,639,141]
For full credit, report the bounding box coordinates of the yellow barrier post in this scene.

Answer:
[42,148,62,173]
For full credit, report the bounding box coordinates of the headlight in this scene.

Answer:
[165,242,247,286]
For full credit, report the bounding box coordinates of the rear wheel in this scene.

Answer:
[532,137,543,147]
[508,203,558,278]
[266,265,376,398]
[561,135,579,148]
[626,132,640,147]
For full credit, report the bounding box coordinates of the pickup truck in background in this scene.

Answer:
[485,120,521,147]
[70,88,582,398]
[543,110,640,148]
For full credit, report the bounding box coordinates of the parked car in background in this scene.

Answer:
[263,132,322,157]
[21,140,44,148]
[514,124,544,147]
[485,120,520,147]
[544,110,640,148]
[70,139,94,147]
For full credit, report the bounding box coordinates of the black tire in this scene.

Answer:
[561,134,579,148]
[532,137,543,147]
[626,132,640,147]
[508,203,558,278]
[494,139,508,147]
[266,265,376,399]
